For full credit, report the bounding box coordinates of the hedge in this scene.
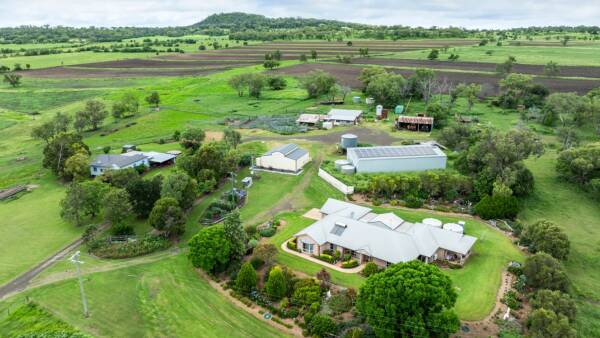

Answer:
[260,227,276,237]
[287,240,297,251]
[316,254,334,264]
[341,259,359,268]
[89,235,170,259]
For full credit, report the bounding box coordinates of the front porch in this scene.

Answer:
[282,239,366,273]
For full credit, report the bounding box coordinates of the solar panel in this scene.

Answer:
[352,146,437,159]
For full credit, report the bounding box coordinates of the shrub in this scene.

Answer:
[404,195,424,208]
[530,289,576,322]
[343,253,352,262]
[520,220,570,260]
[292,279,322,306]
[317,254,334,264]
[287,239,298,251]
[523,252,569,292]
[475,194,519,219]
[89,235,169,259]
[502,290,522,309]
[110,223,134,236]
[235,262,257,294]
[250,256,264,269]
[259,227,276,237]
[308,314,337,338]
[328,291,354,314]
[362,262,380,277]
[342,259,359,269]
[265,266,287,301]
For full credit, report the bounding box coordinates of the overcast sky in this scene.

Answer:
[1,0,599,29]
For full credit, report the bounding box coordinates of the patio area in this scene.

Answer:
[281,239,365,274]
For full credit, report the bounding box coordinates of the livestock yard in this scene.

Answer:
[1,11,599,338]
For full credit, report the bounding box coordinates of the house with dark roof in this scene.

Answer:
[345,144,447,173]
[255,144,310,174]
[293,199,477,267]
[90,154,149,177]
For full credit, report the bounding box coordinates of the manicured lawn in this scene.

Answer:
[5,255,284,338]
[0,176,82,286]
[521,152,600,337]
[0,302,86,337]
[270,199,524,320]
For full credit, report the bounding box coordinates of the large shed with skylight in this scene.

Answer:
[346,144,447,173]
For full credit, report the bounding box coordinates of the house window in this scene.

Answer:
[302,242,314,254]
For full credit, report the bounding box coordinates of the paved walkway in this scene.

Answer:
[280,239,365,274]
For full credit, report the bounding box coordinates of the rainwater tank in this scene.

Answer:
[340,134,358,149]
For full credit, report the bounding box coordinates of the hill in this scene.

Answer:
[194,12,360,30]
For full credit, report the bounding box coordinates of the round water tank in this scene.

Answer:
[340,133,358,149]
[376,105,383,116]
[422,218,442,228]
[443,223,464,234]
[335,159,351,170]
[341,165,356,175]
[352,96,361,104]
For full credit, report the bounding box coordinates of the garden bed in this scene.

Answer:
[88,234,170,259]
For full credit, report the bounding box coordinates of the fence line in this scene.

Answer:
[318,168,354,195]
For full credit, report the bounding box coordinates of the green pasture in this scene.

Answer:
[394,44,600,66]
[3,255,284,338]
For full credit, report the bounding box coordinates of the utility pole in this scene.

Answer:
[69,251,89,318]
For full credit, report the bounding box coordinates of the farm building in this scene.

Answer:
[345,144,446,173]
[255,144,310,174]
[396,115,434,132]
[296,113,324,126]
[122,151,177,167]
[294,199,477,267]
[90,154,149,177]
[325,109,362,125]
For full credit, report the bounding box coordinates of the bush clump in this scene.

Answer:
[89,235,170,259]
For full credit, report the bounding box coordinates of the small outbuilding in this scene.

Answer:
[90,154,149,177]
[396,115,434,132]
[296,114,324,126]
[255,144,311,174]
[346,144,447,173]
[325,109,363,125]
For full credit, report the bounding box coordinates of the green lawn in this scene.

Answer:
[0,302,87,337]
[393,44,600,66]
[0,176,82,286]
[521,152,600,337]
[4,255,284,338]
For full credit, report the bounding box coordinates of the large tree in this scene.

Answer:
[527,308,576,338]
[365,73,406,107]
[63,150,90,181]
[300,70,337,99]
[223,211,247,262]
[3,73,21,87]
[188,225,231,273]
[112,92,139,118]
[74,100,108,132]
[60,180,108,227]
[31,112,72,144]
[223,128,241,149]
[357,261,460,338]
[358,66,387,91]
[42,132,89,178]
[531,289,577,322]
[252,243,278,266]
[523,252,570,292]
[103,188,132,226]
[148,197,186,236]
[556,143,600,186]
[126,175,163,218]
[520,220,570,260]
[161,171,198,209]
[179,128,205,151]
[145,91,160,107]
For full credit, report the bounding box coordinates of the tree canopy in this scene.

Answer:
[356,261,460,338]
[188,225,232,273]
[520,220,570,260]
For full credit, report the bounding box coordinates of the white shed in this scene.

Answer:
[346,144,447,173]
[255,144,310,174]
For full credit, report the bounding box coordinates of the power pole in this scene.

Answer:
[69,251,89,318]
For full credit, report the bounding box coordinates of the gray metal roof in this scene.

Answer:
[348,145,445,159]
[327,109,363,121]
[296,199,477,263]
[265,144,308,160]
[91,154,147,168]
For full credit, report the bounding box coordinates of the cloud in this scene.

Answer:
[0,0,599,29]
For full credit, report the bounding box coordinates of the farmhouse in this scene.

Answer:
[255,144,310,174]
[122,150,177,167]
[90,154,149,177]
[325,109,362,125]
[396,115,434,132]
[345,144,447,173]
[294,199,477,267]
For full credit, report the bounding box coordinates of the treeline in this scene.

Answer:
[0,25,195,44]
